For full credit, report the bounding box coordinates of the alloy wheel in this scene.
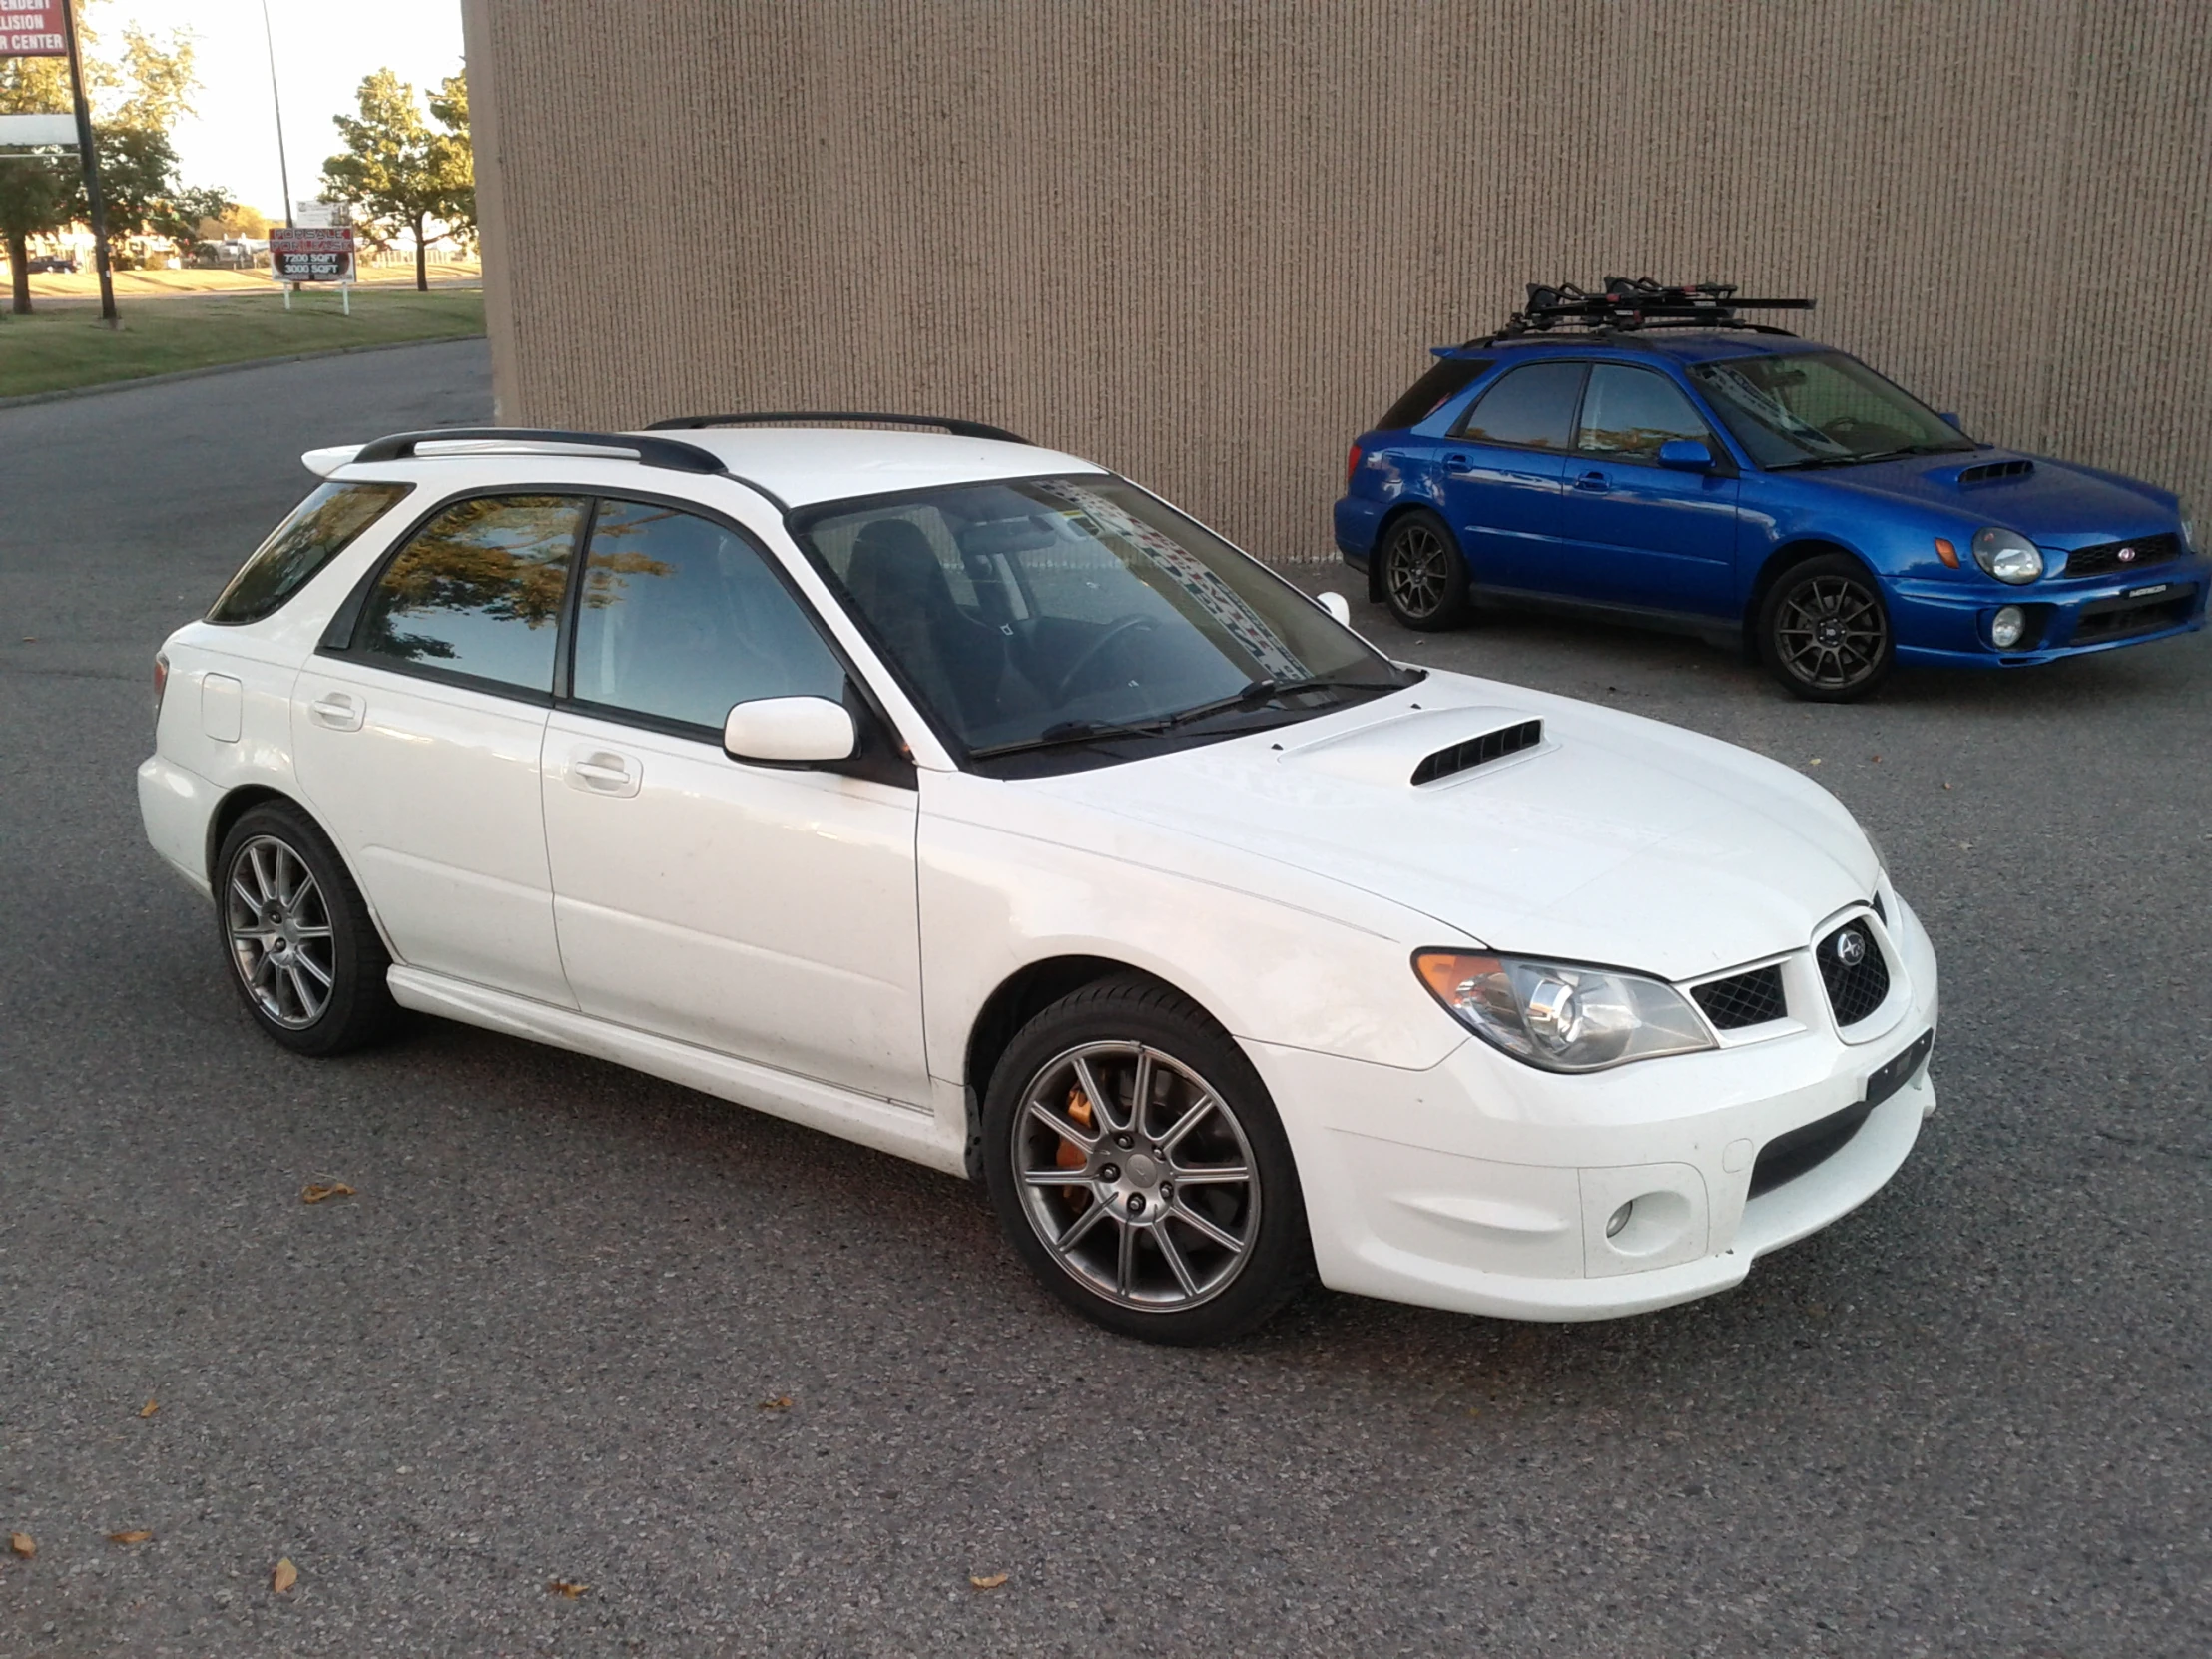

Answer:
[1011,1040,1261,1311]
[1775,574,1889,691]
[1386,523,1451,621]
[224,834,336,1029]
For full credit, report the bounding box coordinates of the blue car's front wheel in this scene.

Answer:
[1759,554,1895,702]
[1380,510,1471,631]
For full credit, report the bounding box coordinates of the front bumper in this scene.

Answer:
[1889,559,2208,668]
[1248,892,1939,1322]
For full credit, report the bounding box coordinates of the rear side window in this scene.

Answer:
[1376,357,1492,430]
[1454,361,1588,450]
[354,495,587,694]
[207,482,411,625]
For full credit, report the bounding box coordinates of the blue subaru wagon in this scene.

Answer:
[1335,281,2205,700]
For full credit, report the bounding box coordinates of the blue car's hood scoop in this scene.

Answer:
[1813,448,2171,546]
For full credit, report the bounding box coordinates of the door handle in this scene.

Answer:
[307,692,363,732]
[1573,470,1610,492]
[567,748,641,798]
[1443,453,1471,473]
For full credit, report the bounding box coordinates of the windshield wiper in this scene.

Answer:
[1770,442,1974,472]
[965,674,1406,761]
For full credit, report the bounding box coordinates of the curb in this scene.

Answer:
[0,333,488,412]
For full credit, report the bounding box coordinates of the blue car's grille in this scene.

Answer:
[2061,532,2180,579]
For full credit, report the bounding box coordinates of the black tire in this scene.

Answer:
[1379,509,1472,631]
[982,974,1312,1345]
[1758,552,1895,702]
[213,802,396,1056]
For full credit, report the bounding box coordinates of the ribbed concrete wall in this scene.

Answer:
[461,0,2212,564]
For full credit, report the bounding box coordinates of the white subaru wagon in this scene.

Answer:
[140,416,1938,1344]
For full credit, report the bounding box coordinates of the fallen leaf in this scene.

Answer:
[1464,1407,1481,1418]
[107,1530,152,1545]
[139,1399,159,1418]
[548,1578,589,1598]
[1869,754,1881,763]
[970,1572,1009,1590]
[271,1557,297,1594]
[8,1533,32,1559]
[758,1395,792,1411]
[1808,758,1823,767]
[300,1182,354,1205]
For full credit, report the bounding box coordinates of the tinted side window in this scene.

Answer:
[1454,362,1587,450]
[209,482,412,624]
[356,495,585,693]
[1376,357,1492,430]
[571,499,845,731]
[1576,365,1712,461]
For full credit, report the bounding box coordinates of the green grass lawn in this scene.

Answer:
[0,287,485,399]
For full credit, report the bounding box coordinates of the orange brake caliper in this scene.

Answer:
[1056,1085,1094,1170]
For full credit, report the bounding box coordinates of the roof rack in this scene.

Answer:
[647,410,1030,445]
[1468,277,1814,343]
[352,427,727,474]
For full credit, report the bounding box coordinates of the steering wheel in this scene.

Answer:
[1055,616,1158,701]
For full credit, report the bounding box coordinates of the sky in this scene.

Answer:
[88,0,466,218]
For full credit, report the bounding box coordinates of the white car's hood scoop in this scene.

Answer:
[1289,706,1545,788]
[1030,673,1879,981]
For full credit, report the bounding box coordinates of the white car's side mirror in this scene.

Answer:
[1317,591,1353,626]
[723,696,856,765]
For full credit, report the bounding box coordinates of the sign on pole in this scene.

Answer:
[0,112,76,145]
[1,6,68,57]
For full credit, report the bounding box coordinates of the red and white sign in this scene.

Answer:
[270,226,357,283]
[2,6,67,58]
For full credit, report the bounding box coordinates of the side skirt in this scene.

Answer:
[385,966,968,1178]
[1471,585,1744,652]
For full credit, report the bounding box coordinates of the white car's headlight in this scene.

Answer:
[1414,951,1714,1073]
[1971,526,2043,583]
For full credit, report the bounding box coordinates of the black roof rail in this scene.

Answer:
[351,427,727,475]
[1464,277,1815,343]
[647,410,1030,445]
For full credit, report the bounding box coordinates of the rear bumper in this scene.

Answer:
[1889,560,2207,667]
[1246,892,1939,1322]
[138,753,218,896]
[1333,495,1382,563]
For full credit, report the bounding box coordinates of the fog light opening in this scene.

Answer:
[1606,1201,1633,1239]
[1990,605,2026,649]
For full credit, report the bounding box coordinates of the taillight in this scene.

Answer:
[1346,443,1364,485]
[153,651,170,729]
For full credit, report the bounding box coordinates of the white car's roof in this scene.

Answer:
[307,425,1107,510]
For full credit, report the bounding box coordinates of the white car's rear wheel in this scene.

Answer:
[215,803,396,1056]
[983,975,1311,1344]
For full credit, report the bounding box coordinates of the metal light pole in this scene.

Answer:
[58,0,116,325]
[260,0,293,229]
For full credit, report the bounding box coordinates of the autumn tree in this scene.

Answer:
[320,69,471,290]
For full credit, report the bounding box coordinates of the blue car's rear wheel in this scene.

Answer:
[1760,554,1894,702]
[1380,510,1471,631]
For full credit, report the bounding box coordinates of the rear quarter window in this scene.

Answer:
[208,481,412,625]
[1376,357,1492,430]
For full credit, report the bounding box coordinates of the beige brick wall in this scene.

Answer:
[461,0,2211,567]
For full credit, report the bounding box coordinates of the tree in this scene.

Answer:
[321,70,472,291]
[426,73,473,247]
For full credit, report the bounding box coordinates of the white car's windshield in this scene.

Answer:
[796,475,1410,765]
[1691,350,1976,470]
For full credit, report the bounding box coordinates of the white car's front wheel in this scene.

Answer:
[983,975,1311,1344]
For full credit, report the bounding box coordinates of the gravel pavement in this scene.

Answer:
[1,342,2205,1656]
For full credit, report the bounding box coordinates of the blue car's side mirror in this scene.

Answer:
[1657,438,1715,471]
[1938,411,1962,428]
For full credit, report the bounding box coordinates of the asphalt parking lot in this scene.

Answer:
[1,341,2206,1657]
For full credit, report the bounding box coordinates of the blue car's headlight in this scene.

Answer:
[2180,497,2196,552]
[1972,527,2044,584]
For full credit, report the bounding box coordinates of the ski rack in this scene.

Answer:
[1474,277,1815,341]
